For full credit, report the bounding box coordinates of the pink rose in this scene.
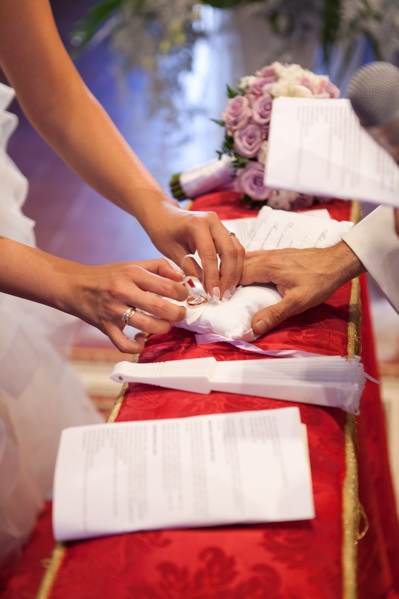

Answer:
[237,162,272,201]
[248,77,275,97]
[255,65,278,81]
[251,93,273,128]
[233,123,263,158]
[299,77,318,95]
[317,79,340,99]
[222,95,251,135]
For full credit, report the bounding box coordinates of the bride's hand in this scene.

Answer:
[143,204,245,302]
[64,259,188,353]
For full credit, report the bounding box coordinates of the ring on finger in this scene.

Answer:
[227,231,236,237]
[121,306,137,325]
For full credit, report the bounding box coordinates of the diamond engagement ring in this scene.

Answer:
[121,306,136,325]
[227,231,236,236]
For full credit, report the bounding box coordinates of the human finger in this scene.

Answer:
[189,219,243,299]
[240,251,273,286]
[128,266,188,304]
[105,323,148,354]
[138,259,186,282]
[251,292,307,336]
[120,303,184,334]
[186,226,221,297]
[180,254,204,282]
[216,230,245,300]
[123,289,187,325]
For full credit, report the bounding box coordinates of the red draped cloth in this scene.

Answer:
[34,194,399,599]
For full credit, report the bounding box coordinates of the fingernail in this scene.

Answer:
[212,286,220,301]
[222,289,231,302]
[254,319,267,334]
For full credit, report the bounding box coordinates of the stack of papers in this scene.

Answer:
[110,355,365,414]
[265,97,399,208]
[53,407,314,541]
[222,205,353,252]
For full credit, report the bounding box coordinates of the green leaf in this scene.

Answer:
[226,84,239,99]
[71,0,123,48]
[210,118,225,127]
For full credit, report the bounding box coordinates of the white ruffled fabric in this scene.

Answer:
[0,83,103,576]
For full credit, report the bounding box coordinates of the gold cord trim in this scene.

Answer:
[35,544,66,599]
[342,200,363,599]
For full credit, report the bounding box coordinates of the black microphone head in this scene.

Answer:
[348,61,399,127]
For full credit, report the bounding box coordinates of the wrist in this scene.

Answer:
[329,241,366,286]
[134,192,180,231]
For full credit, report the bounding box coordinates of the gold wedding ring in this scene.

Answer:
[187,295,208,307]
[121,306,136,325]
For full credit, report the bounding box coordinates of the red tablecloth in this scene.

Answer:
[36,194,399,599]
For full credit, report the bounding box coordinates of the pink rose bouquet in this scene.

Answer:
[170,61,340,210]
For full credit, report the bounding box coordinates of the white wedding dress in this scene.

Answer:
[0,83,103,576]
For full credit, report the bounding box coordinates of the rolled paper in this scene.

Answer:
[170,155,236,200]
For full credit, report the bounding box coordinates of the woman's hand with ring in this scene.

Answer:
[60,258,188,353]
[141,203,245,302]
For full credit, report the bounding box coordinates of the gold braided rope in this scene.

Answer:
[342,200,363,599]
[35,352,141,598]
[35,544,66,599]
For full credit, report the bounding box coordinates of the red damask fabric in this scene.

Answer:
[34,194,399,599]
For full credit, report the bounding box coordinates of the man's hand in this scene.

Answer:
[240,241,366,335]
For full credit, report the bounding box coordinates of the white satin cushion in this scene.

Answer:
[173,283,282,341]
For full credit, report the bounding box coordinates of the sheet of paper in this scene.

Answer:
[53,407,314,541]
[244,206,353,251]
[222,217,256,243]
[265,97,399,208]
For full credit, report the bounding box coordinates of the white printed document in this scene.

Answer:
[265,97,399,208]
[243,206,353,251]
[53,408,314,541]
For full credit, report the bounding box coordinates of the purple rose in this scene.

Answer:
[251,93,273,128]
[222,95,251,135]
[255,65,278,81]
[248,77,275,97]
[233,123,263,158]
[237,162,272,201]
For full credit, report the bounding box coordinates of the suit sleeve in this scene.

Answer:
[341,205,399,313]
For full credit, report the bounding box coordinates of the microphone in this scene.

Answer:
[348,61,399,163]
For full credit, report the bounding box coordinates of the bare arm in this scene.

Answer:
[240,241,366,335]
[0,0,244,297]
[0,236,188,353]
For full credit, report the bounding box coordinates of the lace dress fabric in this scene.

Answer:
[0,83,103,578]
